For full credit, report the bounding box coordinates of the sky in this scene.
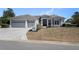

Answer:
[0,8,79,20]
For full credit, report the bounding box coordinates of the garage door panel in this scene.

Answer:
[11,20,25,28]
[12,20,25,23]
[12,23,25,28]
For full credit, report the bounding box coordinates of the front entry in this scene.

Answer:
[43,19,47,26]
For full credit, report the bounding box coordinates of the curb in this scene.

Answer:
[26,40,79,46]
[0,39,79,46]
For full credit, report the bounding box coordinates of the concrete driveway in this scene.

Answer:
[0,28,27,40]
[0,28,79,50]
[0,40,79,50]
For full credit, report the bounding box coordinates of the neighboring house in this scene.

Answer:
[10,15,65,31]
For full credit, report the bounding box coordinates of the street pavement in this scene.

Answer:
[0,40,79,50]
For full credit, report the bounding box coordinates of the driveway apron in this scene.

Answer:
[0,28,28,40]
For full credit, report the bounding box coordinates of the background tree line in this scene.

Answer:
[66,11,79,27]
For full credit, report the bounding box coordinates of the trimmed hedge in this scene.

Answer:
[37,24,42,30]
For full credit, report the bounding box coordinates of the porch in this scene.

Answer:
[41,18,61,27]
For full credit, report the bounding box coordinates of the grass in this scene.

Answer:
[27,27,79,42]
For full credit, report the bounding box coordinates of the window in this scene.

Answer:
[55,20,59,25]
[48,20,51,26]
[43,19,47,26]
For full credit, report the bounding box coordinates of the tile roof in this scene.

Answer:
[10,14,65,20]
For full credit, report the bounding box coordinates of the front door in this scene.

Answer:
[43,19,47,26]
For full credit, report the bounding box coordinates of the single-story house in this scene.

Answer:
[10,15,65,31]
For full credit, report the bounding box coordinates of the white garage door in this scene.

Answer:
[11,20,25,28]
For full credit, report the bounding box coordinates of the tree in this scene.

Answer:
[2,8,15,24]
[0,8,15,27]
[1,17,9,24]
[66,18,72,23]
[39,17,41,24]
[0,17,2,25]
[3,8,15,18]
[71,11,79,25]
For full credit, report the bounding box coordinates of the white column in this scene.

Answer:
[9,19,11,28]
[61,19,64,25]
[35,20,37,31]
[41,19,43,26]
[25,21,28,29]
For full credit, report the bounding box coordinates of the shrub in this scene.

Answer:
[37,24,42,30]
[1,24,9,28]
[62,23,77,27]
[77,24,79,27]
[62,24,65,27]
